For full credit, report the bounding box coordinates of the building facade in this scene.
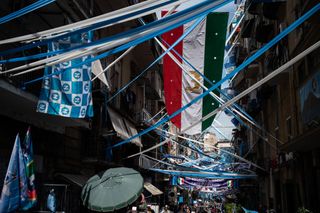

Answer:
[231,0,320,212]
[0,0,164,212]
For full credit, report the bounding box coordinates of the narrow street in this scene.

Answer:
[0,0,319,213]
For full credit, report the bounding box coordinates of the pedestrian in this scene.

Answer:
[161,205,172,213]
[185,206,191,213]
[147,206,155,213]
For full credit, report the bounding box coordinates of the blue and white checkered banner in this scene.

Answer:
[37,33,94,118]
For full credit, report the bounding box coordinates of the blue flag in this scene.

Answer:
[0,134,28,213]
[37,32,94,118]
[47,189,56,212]
[20,128,37,210]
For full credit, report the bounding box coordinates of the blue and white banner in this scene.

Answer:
[0,134,28,213]
[37,33,94,118]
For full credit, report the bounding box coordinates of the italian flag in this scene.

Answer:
[162,12,228,135]
[177,177,185,185]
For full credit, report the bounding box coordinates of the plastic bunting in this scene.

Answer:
[0,0,185,45]
[110,3,320,149]
[161,36,284,146]
[0,0,230,61]
[1,0,232,79]
[0,0,180,57]
[149,169,256,179]
[105,16,205,104]
[140,136,255,180]
[160,37,256,127]
[0,0,55,25]
[137,2,320,195]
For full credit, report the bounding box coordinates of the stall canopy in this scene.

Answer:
[144,182,163,196]
[107,107,142,147]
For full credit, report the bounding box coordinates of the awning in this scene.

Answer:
[55,173,90,187]
[107,107,142,147]
[144,182,163,196]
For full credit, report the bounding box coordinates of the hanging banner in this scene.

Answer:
[179,177,231,187]
[300,70,320,125]
[20,129,37,210]
[177,177,233,193]
[162,12,228,135]
[37,32,94,118]
[0,135,28,213]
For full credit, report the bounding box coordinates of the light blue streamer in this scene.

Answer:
[106,17,205,103]
[0,0,55,25]
[0,0,175,58]
[149,168,256,179]
[23,0,233,86]
[159,37,258,143]
[160,37,256,124]
[146,155,253,174]
[160,37,268,147]
[110,3,320,148]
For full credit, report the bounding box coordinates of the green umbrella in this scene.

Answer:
[81,167,143,212]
